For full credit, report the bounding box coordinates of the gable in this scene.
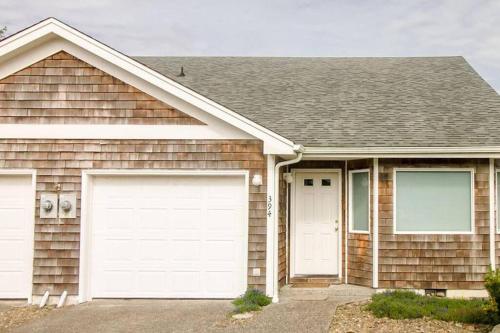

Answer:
[0,51,204,125]
[0,18,296,155]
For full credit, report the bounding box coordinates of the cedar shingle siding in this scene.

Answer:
[378,159,489,290]
[0,51,267,296]
[0,139,267,295]
[0,51,203,125]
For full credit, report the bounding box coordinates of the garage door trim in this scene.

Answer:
[79,169,250,303]
[0,169,36,304]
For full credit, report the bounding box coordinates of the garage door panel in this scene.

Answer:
[100,238,135,261]
[172,208,202,230]
[171,271,202,294]
[0,175,33,299]
[98,208,135,233]
[137,209,169,231]
[0,240,26,262]
[205,240,237,262]
[100,271,134,294]
[206,209,240,231]
[0,209,28,231]
[205,271,236,294]
[171,240,201,262]
[0,272,26,296]
[137,239,168,262]
[136,271,168,293]
[90,175,247,298]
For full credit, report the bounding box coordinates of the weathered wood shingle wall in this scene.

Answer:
[0,139,267,295]
[0,51,267,296]
[378,159,489,289]
[0,51,202,125]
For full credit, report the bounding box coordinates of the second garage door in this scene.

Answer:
[89,175,247,299]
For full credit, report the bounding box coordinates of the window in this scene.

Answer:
[394,169,473,234]
[497,171,500,233]
[304,179,313,186]
[322,179,331,186]
[349,170,370,233]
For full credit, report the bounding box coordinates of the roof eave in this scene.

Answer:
[303,146,500,159]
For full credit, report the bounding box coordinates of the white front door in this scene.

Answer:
[293,171,339,275]
[89,175,247,299]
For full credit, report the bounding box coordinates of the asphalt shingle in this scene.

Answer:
[134,56,500,147]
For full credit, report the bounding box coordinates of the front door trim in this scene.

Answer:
[290,168,342,278]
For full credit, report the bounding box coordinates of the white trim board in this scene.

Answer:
[78,169,250,302]
[0,124,252,140]
[392,168,475,235]
[0,18,295,155]
[305,146,500,156]
[495,168,500,235]
[0,169,37,304]
[490,160,496,269]
[348,169,371,234]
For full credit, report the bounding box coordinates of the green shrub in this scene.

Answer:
[485,269,500,314]
[366,290,496,325]
[232,289,272,314]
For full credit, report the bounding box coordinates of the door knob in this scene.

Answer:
[334,219,339,231]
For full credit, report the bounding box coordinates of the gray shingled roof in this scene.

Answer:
[134,56,500,147]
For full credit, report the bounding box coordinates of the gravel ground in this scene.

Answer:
[0,305,53,333]
[329,301,492,333]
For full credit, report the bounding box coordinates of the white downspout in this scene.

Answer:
[344,160,348,283]
[489,158,496,269]
[272,145,304,303]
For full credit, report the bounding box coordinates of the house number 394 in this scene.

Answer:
[267,195,273,217]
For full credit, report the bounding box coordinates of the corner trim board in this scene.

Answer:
[372,159,379,289]
[490,159,496,268]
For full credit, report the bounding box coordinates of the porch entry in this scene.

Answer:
[292,170,341,276]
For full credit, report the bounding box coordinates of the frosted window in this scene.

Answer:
[395,171,472,233]
[497,172,500,232]
[351,171,369,232]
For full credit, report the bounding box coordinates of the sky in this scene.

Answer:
[1,0,500,92]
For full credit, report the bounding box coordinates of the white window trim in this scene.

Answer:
[393,167,475,235]
[348,169,371,234]
[495,168,500,234]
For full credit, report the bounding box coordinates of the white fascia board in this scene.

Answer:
[0,18,295,155]
[304,146,500,158]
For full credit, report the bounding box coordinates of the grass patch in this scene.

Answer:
[232,289,272,314]
[366,291,499,325]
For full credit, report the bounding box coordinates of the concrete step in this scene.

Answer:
[289,275,341,288]
[291,282,330,288]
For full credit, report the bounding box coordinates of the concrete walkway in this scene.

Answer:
[10,285,373,333]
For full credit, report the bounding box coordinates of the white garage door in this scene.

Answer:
[0,175,33,299]
[90,175,247,298]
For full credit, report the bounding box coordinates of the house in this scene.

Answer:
[0,18,499,305]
